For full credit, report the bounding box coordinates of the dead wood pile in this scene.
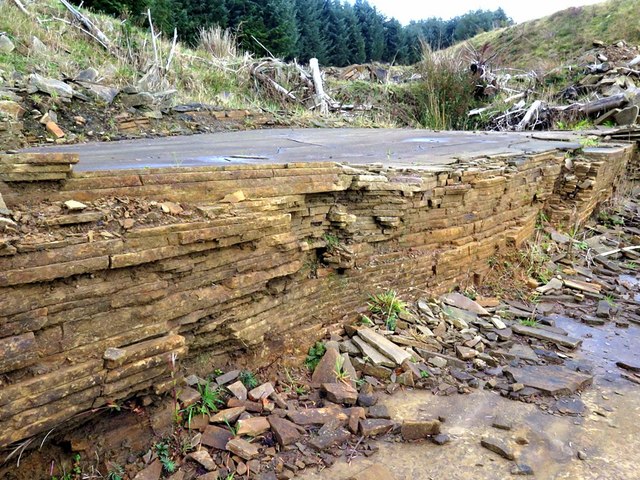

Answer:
[470,41,640,131]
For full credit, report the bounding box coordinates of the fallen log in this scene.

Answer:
[58,0,113,52]
[516,100,543,131]
[580,94,627,115]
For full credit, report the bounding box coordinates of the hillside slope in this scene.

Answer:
[453,0,640,70]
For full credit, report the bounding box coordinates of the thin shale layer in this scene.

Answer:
[0,140,636,448]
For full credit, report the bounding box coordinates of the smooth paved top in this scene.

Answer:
[25,128,582,171]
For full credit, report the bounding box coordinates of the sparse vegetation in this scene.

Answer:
[368,290,408,331]
[397,42,481,130]
[334,356,351,384]
[579,137,601,148]
[182,381,225,428]
[604,294,617,307]
[448,0,640,70]
[155,442,176,474]
[305,341,326,372]
[238,370,260,390]
[323,233,340,251]
[106,465,125,480]
[520,318,540,328]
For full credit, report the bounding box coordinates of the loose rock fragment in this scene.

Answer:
[348,464,396,480]
[481,436,516,460]
[322,382,358,405]
[401,420,441,440]
[226,438,260,460]
[360,419,395,437]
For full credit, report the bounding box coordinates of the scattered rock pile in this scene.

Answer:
[0,69,273,148]
[127,361,438,480]
[476,41,640,130]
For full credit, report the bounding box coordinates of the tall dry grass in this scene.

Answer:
[401,41,480,130]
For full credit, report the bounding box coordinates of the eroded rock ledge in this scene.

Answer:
[0,141,636,448]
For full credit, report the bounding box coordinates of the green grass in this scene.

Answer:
[445,0,640,70]
[519,318,540,327]
[323,233,340,251]
[304,341,326,372]
[604,294,616,307]
[368,290,408,331]
[0,0,259,108]
[238,370,259,389]
[182,381,225,428]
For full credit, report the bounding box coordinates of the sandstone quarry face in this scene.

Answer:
[0,139,636,448]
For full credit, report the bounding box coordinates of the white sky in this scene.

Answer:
[368,0,605,24]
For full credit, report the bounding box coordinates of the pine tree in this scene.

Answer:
[321,0,349,67]
[343,3,365,64]
[294,0,325,63]
[382,18,404,63]
[354,0,384,62]
[263,0,299,59]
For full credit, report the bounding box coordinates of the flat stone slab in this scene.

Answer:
[442,305,477,329]
[357,328,411,366]
[286,407,349,426]
[616,360,640,373]
[512,324,582,349]
[442,292,489,316]
[348,464,397,480]
[27,128,584,172]
[481,436,515,460]
[504,365,593,396]
[352,335,395,368]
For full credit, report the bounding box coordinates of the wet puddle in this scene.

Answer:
[300,314,640,480]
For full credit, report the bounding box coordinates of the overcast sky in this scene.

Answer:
[368,0,605,24]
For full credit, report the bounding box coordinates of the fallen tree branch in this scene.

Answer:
[58,0,113,52]
[310,58,328,115]
[516,100,543,131]
[165,28,178,71]
[251,66,298,101]
[11,0,30,16]
[51,16,111,51]
[147,9,159,66]
[596,245,640,258]
[580,93,627,115]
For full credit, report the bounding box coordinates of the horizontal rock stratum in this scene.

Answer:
[0,130,637,448]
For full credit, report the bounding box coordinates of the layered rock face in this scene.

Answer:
[0,142,635,447]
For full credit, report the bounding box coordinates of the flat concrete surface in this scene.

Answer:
[25,128,582,171]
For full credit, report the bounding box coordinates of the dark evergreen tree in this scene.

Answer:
[343,3,365,64]
[382,18,404,63]
[263,0,299,59]
[321,0,350,67]
[294,0,326,63]
[354,0,385,61]
[74,0,513,66]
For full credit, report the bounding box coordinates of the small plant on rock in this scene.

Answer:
[155,442,176,474]
[368,290,407,331]
[359,314,374,326]
[106,464,125,480]
[183,381,225,427]
[238,370,259,390]
[323,233,340,251]
[334,356,351,384]
[304,341,326,372]
[519,318,539,328]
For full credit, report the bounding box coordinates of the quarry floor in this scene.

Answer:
[27,128,584,170]
[301,319,640,480]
